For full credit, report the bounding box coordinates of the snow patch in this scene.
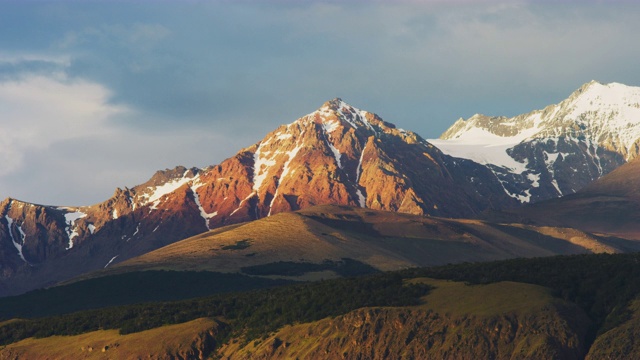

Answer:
[230,193,255,217]
[543,151,563,195]
[64,210,87,250]
[337,100,375,131]
[145,172,198,210]
[280,141,304,180]
[191,187,217,230]
[328,143,342,168]
[356,189,366,207]
[322,120,340,133]
[253,142,278,192]
[321,121,342,169]
[527,173,540,188]
[5,215,26,263]
[429,127,533,174]
[516,189,532,203]
[267,140,305,217]
[356,143,367,182]
[310,99,375,133]
[104,255,119,269]
[276,133,293,140]
[128,196,136,211]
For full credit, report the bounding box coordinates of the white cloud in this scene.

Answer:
[0,73,127,176]
[0,71,248,206]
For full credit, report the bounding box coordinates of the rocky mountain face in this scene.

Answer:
[430,80,640,203]
[0,99,517,296]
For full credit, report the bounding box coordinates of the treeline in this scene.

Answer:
[0,272,430,346]
[241,258,379,277]
[404,253,640,337]
[5,253,640,348]
[0,271,292,319]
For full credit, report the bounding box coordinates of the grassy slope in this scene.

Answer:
[412,278,557,317]
[0,318,222,360]
[0,279,589,360]
[93,205,628,281]
[0,204,631,323]
[5,253,640,358]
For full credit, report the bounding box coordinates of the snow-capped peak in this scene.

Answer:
[305,98,376,133]
[431,80,640,204]
[437,81,640,160]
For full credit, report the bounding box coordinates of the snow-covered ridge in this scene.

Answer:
[141,170,199,210]
[436,81,640,161]
[431,81,639,203]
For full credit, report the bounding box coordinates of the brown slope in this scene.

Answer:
[95,205,624,282]
[490,157,640,238]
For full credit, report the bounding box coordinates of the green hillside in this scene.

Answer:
[3,253,640,358]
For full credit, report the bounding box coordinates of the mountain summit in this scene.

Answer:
[430,80,640,203]
[0,99,514,296]
[4,83,640,296]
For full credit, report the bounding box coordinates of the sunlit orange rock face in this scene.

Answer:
[0,99,515,295]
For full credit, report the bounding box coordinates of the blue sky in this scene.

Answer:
[1,0,639,205]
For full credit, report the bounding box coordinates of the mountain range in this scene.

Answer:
[2,81,640,296]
